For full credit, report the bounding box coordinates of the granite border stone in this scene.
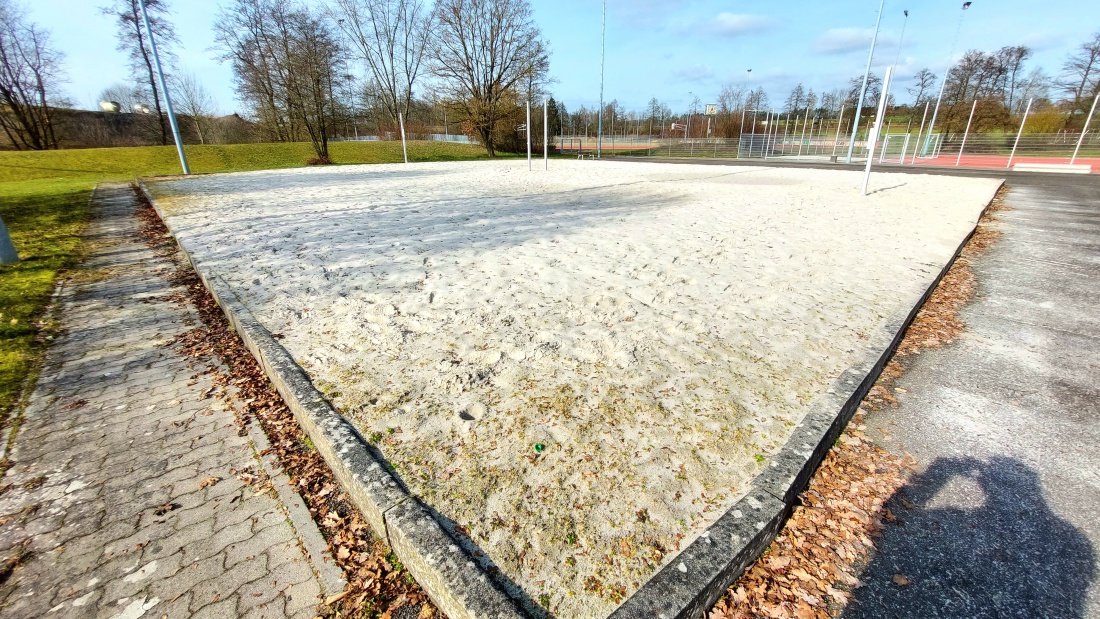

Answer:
[138,180,525,619]
[609,180,1006,618]
[139,176,1003,619]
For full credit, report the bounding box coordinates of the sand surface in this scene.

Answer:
[148,160,1001,617]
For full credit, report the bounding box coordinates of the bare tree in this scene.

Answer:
[429,0,550,156]
[783,83,805,114]
[996,45,1032,112]
[847,73,882,107]
[1016,67,1052,113]
[332,0,431,129]
[906,68,937,105]
[173,70,216,144]
[215,0,343,160]
[0,0,65,150]
[745,87,768,111]
[102,0,178,146]
[1061,30,1100,114]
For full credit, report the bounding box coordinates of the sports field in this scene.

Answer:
[145,160,1001,617]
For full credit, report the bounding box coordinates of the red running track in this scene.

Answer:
[905,154,1098,172]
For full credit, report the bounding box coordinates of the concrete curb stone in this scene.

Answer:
[609,180,1006,618]
[139,176,1003,619]
[138,180,525,619]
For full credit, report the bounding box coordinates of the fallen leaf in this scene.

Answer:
[892,574,911,586]
[199,476,220,489]
[324,591,348,605]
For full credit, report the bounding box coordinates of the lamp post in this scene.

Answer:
[137,0,189,175]
[922,1,972,156]
[845,0,886,163]
[597,0,606,158]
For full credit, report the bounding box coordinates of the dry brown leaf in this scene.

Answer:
[134,193,439,619]
[892,574,911,586]
[199,476,220,489]
[323,591,348,605]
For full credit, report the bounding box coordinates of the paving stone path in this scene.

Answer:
[0,184,333,619]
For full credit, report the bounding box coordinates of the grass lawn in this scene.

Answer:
[0,140,495,430]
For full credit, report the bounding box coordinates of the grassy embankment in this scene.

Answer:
[0,140,493,431]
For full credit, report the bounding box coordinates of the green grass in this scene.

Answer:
[0,140,495,428]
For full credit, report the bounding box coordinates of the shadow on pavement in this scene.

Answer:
[844,456,1096,619]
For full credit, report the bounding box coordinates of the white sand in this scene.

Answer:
[149,160,1001,617]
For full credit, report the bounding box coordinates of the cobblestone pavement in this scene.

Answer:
[0,184,331,619]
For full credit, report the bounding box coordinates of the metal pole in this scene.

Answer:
[398,112,408,163]
[544,100,549,170]
[1071,91,1100,164]
[797,110,809,159]
[846,0,886,163]
[911,101,930,164]
[924,2,971,155]
[1007,97,1033,168]
[783,113,791,156]
[762,113,769,160]
[138,0,189,175]
[597,0,605,158]
[956,99,978,166]
[526,101,532,170]
[862,66,893,195]
[0,215,17,265]
[884,9,909,107]
[832,105,845,158]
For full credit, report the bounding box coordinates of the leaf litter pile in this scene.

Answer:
[707,187,1009,619]
[134,186,438,619]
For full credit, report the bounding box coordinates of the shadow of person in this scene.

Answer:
[844,456,1096,619]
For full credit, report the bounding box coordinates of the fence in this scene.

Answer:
[554,131,1100,169]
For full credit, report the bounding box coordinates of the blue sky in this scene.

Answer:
[27,0,1100,115]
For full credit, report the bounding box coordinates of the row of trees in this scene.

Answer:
[0,0,64,150]
[210,0,550,158]
[2,0,1098,152]
[579,32,1100,142]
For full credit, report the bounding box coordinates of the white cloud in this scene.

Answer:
[815,28,875,54]
[672,64,716,82]
[815,27,903,55]
[708,13,776,37]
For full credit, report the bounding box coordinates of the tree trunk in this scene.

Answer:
[132,4,169,146]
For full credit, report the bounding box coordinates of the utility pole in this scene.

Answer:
[597,0,606,158]
[846,0,886,163]
[138,0,189,175]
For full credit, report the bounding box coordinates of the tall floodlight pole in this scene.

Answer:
[544,100,549,170]
[526,101,532,170]
[923,2,972,156]
[597,0,606,158]
[138,0,189,175]
[845,0,886,163]
[1071,91,1100,164]
[883,10,909,109]
[0,216,17,265]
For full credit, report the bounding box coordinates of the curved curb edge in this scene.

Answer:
[609,179,1006,619]
[138,180,526,619]
[139,176,1004,619]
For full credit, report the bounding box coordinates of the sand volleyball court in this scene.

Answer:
[147,160,1001,617]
